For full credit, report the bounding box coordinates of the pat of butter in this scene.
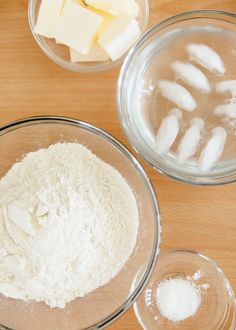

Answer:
[87,7,114,35]
[74,0,114,35]
[34,0,64,38]
[70,44,110,62]
[85,0,139,18]
[98,14,140,61]
[123,0,139,18]
[51,0,103,54]
[85,0,111,13]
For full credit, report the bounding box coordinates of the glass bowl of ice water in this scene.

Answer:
[117,10,236,185]
[133,250,236,330]
[28,0,149,73]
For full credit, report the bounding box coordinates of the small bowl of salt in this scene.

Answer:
[117,10,236,185]
[133,249,236,329]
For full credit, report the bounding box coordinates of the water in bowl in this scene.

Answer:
[135,25,236,172]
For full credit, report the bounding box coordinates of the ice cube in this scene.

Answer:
[215,80,236,98]
[158,80,197,112]
[156,108,182,154]
[178,117,204,163]
[172,61,211,93]
[186,43,225,76]
[199,127,227,172]
[214,103,236,119]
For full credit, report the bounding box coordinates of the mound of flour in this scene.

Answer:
[0,143,139,308]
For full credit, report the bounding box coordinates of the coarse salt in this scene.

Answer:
[156,277,201,322]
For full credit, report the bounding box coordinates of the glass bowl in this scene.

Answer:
[134,250,236,329]
[28,0,149,73]
[0,116,161,330]
[117,10,236,185]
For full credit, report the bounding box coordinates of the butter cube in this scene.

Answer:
[70,44,110,62]
[34,0,64,38]
[85,0,111,13]
[123,0,139,18]
[98,14,140,61]
[85,0,139,18]
[51,0,103,54]
[87,7,114,35]
[74,0,114,35]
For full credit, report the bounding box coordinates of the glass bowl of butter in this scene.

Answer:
[28,0,149,72]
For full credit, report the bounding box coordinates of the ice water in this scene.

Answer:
[137,25,236,170]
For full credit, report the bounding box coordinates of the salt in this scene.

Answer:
[156,277,201,322]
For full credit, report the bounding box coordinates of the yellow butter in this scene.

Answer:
[34,0,64,38]
[98,13,140,61]
[85,0,139,18]
[70,44,110,62]
[51,0,103,54]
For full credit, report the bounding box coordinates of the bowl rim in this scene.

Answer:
[0,115,161,330]
[27,0,150,73]
[117,9,236,186]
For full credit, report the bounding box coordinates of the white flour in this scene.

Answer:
[0,143,139,308]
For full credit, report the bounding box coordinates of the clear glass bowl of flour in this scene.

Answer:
[134,250,236,329]
[117,10,236,185]
[0,116,161,330]
[28,0,149,73]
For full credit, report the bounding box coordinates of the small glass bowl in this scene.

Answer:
[28,0,149,73]
[117,10,236,185]
[134,250,236,330]
[0,116,161,330]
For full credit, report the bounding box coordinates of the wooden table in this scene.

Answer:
[0,1,236,329]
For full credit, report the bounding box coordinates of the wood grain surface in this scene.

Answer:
[0,1,236,329]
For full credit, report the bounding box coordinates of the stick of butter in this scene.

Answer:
[86,6,115,36]
[34,0,64,38]
[85,0,111,13]
[98,14,141,61]
[85,0,139,18]
[51,0,103,54]
[70,44,110,62]
[122,0,139,18]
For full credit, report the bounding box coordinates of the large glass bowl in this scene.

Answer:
[117,10,236,185]
[0,116,161,330]
[28,0,149,73]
